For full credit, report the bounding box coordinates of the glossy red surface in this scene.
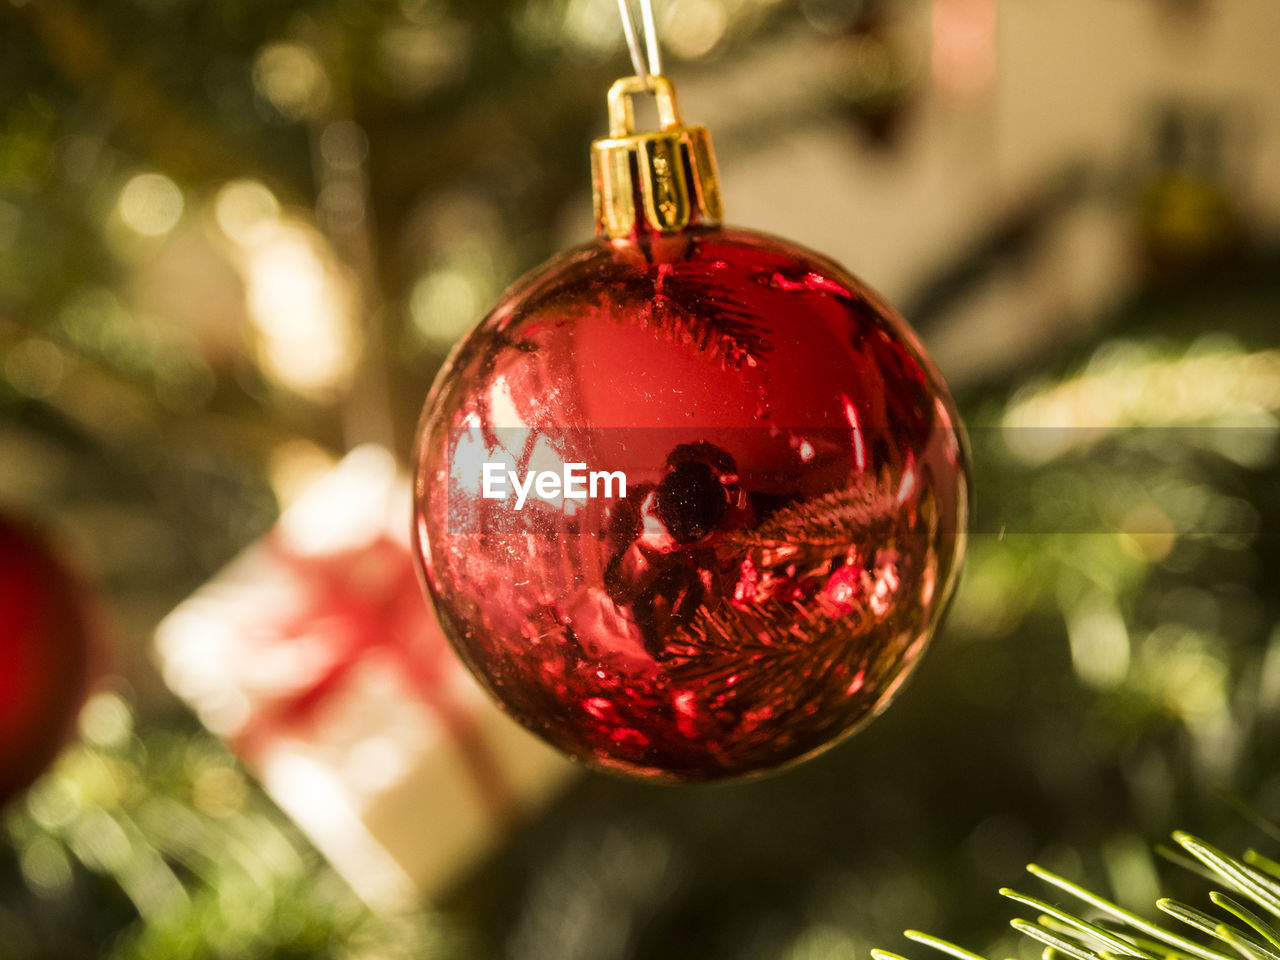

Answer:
[413,226,968,781]
[0,517,94,805]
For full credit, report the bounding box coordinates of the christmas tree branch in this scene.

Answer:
[879,835,1280,960]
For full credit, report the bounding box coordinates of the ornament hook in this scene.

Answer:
[607,74,683,137]
[591,74,723,239]
[615,0,662,83]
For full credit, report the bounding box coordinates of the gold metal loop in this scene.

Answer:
[592,74,723,239]
[607,75,683,137]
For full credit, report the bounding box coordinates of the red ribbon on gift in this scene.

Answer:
[232,531,519,827]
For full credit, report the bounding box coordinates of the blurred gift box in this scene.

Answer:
[156,445,578,910]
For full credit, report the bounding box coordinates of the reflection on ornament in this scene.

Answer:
[413,75,969,781]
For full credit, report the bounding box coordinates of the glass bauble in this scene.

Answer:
[0,515,95,805]
[413,226,968,781]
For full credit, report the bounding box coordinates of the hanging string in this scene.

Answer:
[615,0,663,83]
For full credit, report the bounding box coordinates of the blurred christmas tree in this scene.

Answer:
[2,0,1280,957]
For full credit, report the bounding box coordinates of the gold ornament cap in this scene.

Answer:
[591,75,723,239]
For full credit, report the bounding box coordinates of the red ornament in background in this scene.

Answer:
[413,76,969,781]
[0,514,94,805]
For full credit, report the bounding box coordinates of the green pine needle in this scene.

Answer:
[1154,899,1280,960]
[1211,893,1280,951]
[1027,862,1233,960]
[878,833,1280,960]
[1245,853,1280,884]
[1158,845,1227,886]
[998,888,1158,959]
[903,930,993,960]
[1174,835,1280,918]
[1012,918,1106,960]
[872,950,917,960]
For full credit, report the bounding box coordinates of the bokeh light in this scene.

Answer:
[214,179,281,246]
[117,173,184,237]
[4,339,65,399]
[661,0,728,60]
[1003,339,1280,464]
[253,42,330,121]
[932,0,996,98]
[409,268,480,352]
[239,220,360,398]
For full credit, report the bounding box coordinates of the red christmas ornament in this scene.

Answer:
[412,76,968,781]
[0,514,95,805]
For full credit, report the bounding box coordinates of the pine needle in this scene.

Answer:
[1025,864,1235,960]
[875,834,1280,960]
[872,950,917,960]
[1214,793,1280,848]
[999,888,1158,960]
[1154,899,1280,960]
[1012,918,1108,960]
[1158,845,1225,886]
[1212,892,1280,952]
[1173,835,1280,918]
[903,930,993,960]
[1246,854,1280,884]
[1093,919,1209,960]
[1220,929,1275,960]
